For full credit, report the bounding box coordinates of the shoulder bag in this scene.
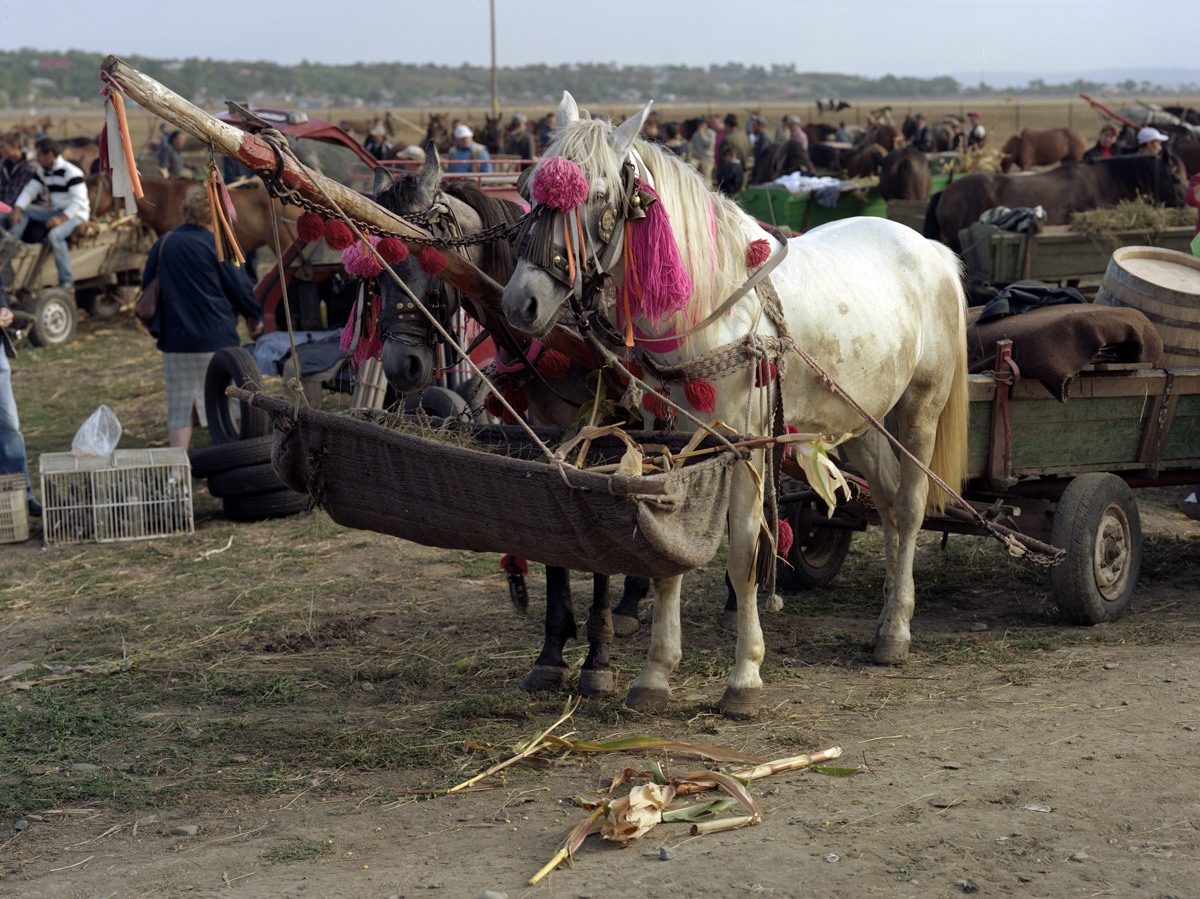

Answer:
[135,232,171,329]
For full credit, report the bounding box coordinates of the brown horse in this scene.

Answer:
[91,176,290,256]
[924,153,1188,252]
[999,127,1087,172]
[425,114,453,154]
[842,143,886,178]
[753,140,816,184]
[861,123,900,152]
[878,145,932,200]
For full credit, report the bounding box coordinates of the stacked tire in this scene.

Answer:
[190,347,310,520]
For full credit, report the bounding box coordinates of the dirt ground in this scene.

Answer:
[0,483,1196,899]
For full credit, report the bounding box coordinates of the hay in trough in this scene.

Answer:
[1068,198,1194,242]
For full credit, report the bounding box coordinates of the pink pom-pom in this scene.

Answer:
[746,238,771,269]
[323,220,354,250]
[378,237,409,263]
[755,361,778,387]
[776,519,793,557]
[685,379,717,416]
[342,238,383,278]
[530,156,589,210]
[297,212,325,242]
[536,348,571,379]
[418,246,447,275]
[499,553,529,575]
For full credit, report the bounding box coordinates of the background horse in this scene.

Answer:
[878,145,932,200]
[999,127,1087,172]
[925,153,1188,252]
[502,92,969,718]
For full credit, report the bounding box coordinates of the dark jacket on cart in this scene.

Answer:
[142,223,261,353]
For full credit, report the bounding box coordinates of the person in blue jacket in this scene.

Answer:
[141,188,262,451]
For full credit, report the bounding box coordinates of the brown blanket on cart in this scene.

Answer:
[967,304,1163,401]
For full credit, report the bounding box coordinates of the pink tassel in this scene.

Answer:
[213,165,237,223]
[536,348,571,379]
[777,519,793,557]
[339,294,384,367]
[747,238,771,269]
[531,156,588,210]
[685,379,716,416]
[618,180,692,322]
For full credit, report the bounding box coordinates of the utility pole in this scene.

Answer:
[491,0,499,117]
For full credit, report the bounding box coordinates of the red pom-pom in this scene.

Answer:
[755,360,778,387]
[642,388,674,422]
[485,392,505,419]
[418,246,447,275]
[378,237,409,263]
[776,519,793,557]
[297,212,325,242]
[500,553,529,575]
[323,219,354,250]
[530,156,589,210]
[684,379,717,416]
[746,238,771,269]
[536,348,571,379]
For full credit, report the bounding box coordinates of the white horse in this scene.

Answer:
[502,92,969,718]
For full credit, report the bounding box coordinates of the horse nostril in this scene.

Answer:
[520,295,540,326]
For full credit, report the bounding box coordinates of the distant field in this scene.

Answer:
[4,93,1198,149]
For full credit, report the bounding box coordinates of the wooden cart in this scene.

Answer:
[781,348,1200,625]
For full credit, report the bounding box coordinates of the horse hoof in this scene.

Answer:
[720,609,738,632]
[612,614,641,638]
[624,685,670,713]
[873,638,910,666]
[578,669,615,698]
[718,687,761,720]
[520,665,569,692]
[760,593,784,613]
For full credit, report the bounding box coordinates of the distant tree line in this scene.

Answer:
[0,48,1166,110]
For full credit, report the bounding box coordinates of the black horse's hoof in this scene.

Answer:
[578,668,615,697]
[718,686,761,720]
[612,614,641,637]
[520,665,569,692]
[624,685,670,713]
[873,636,910,666]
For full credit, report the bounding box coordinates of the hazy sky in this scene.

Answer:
[5,0,1193,82]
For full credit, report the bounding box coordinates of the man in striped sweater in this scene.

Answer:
[8,138,90,290]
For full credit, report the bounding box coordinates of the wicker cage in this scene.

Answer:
[247,392,741,578]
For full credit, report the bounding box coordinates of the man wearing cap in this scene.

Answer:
[910,112,933,152]
[8,138,89,291]
[448,124,492,174]
[1137,126,1169,156]
[966,111,986,149]
[363,122,393,161]
[721,113,752,187]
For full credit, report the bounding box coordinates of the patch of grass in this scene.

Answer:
[261,838,333,864]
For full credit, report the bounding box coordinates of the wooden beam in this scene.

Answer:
[99,55,504,308]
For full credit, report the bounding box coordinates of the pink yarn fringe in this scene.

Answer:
[618,180,692,323]
[339,293,384,367]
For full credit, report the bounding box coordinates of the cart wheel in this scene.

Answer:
[204,347,271,445]
[1049,473,1141,625]
[26,288,77,347]
[776,497,853,591]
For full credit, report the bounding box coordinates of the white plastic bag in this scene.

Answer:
[71,405,122,457]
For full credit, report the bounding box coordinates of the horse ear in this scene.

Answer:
[608,101,653,160]
[416,147,441,206]
[555,91,580,132]
[373,165,395,197]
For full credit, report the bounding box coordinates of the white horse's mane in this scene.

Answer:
[540,114,765,356]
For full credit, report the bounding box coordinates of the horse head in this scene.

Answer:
[372,152,459,393]
[502,91,653,337]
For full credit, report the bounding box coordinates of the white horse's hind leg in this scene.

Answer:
[624,575,682,713]
[718,458,766,719]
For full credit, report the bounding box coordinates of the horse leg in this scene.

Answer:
[624,575,683,713]
[578,574,616,697]
[520,566,575,691]
[720,572,738,631]
[718,459,767,719]
[612,575,650,636]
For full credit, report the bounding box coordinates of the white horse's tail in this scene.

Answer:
[926,245,970,515]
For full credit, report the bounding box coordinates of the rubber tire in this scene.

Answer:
[776,497,853,591]
[206,462,285,499]
[223,488,309,520]
[205,347,271,445]
[27,288,77,347]
[454,375,491,422]
[1049,473,1142,625]
[189,436,274,479]
[76,286,124,320]
[402,386,467,421]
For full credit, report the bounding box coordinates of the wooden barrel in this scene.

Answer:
[1095,246,1200,369]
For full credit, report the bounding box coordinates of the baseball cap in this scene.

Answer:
[453,124,473,139]
[967,110,981,118]
[368,125,385,136]
[0,201,10,214]
[1137,126,1169,144]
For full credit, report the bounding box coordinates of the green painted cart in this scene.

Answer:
[738,174,952,233]
[781,349,1200,625]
